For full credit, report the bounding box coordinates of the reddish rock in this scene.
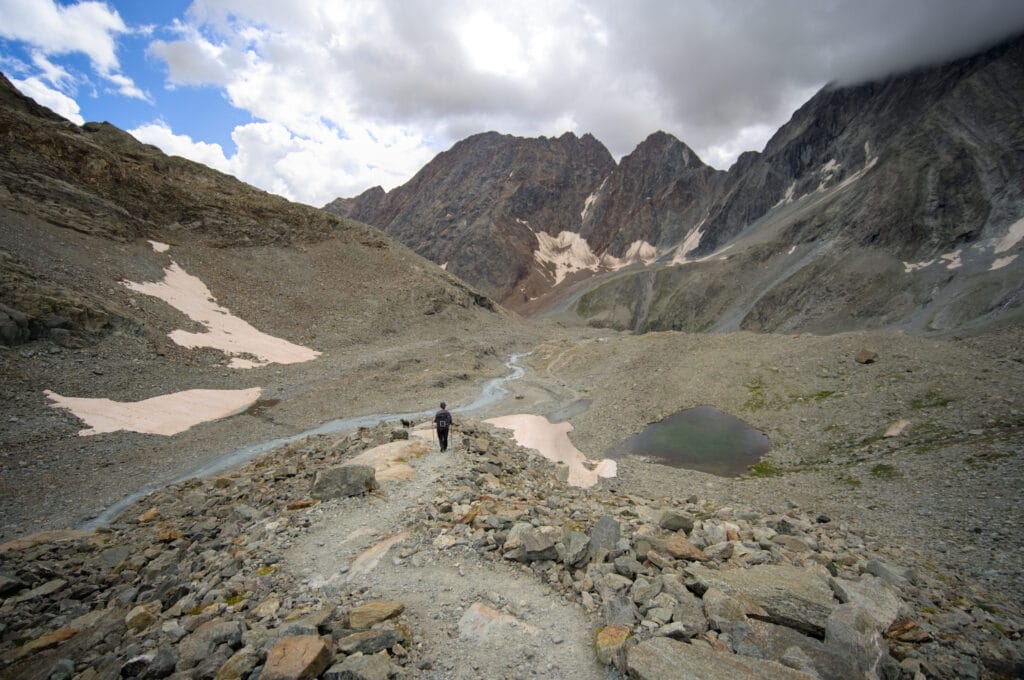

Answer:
[261,635,333,680]
[651,534,707,561]
[594,625,630,667]
[3,627,78,662]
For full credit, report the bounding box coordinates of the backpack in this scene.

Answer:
[435,409,452,431]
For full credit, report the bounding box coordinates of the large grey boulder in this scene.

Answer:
[687,564,838,637]
[626,637,817,680]
[312,465,378,499]
[588,515,620,559]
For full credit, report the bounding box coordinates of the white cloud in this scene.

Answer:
[129,120,232,172]
[0,0,147,101]
[11,76,84,124]
[130,117,433,206]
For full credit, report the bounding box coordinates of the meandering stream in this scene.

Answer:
[81,353,529,528]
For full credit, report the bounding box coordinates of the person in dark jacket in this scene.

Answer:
[434,402,452,452]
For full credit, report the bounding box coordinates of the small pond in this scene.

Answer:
[605,405,770,477]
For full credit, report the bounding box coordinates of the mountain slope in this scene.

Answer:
[0,72,523,532]
[327,34,1024,333]
[575,34,1024,334]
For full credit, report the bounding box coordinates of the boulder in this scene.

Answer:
[659,510,695,534]
[215,645,259,680]
[594,625,630,667]
[324,651,390,680]
[312,465,379,499]
[626,637,817,679]
[588,515,620,559]
[348,601,404,630]
[687,564,838,637]
[261,635,333,680]
[176,618,243,670]
[854,349,878,364]
[336,628,403,655]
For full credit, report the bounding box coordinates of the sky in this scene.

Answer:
[2,1,1024,208]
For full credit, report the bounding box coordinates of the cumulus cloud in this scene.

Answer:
[10,76,84,124]
[7,0,1024,206]
[130,117,434,206]
[139,0,1024,208]
[0,0,148,100]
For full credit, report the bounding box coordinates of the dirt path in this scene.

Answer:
[281,427,616,679]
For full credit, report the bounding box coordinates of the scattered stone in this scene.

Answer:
[854,349,878,364]
[883,419,911,438]
[2,627,78,662]
[659,510,694,534]
[125,602,161,632]
[626,637,817,679]
[336,628,403,655]
[325,651,390,680]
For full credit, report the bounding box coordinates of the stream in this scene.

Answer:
[80,353,528,529]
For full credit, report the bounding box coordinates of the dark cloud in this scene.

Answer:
[334,0,1024,166]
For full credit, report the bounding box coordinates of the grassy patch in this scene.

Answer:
[838,475,862,488]
[793,389,836,403]
[747,460,782,477]
[743,376,770,411]
[911,389,955,409]
[226,592,246,606]
[870,463,899,479]
[257,565,277,576]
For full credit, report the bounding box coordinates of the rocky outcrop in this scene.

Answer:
[0,73,372,248]
[325,131,616,301]
[579,131,725,256]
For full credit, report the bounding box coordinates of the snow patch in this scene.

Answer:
[532,231,600,285]
[773,182,797,208]
[941,250,963,270]
[787,245,797,255]
[903,259,935,273]
[991,255,1018,271]
[671,220,706,264]
[580,178,607,222]
[123,262,320,368]
[601,240,658,270]
[440,262,448,271]
[45,387,262,436]
[485,413,616,488]
[995,217,1024,254]
[148,240,170,253]
[903,248,962,273]
[817,159,841,191]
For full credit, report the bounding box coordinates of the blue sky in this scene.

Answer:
[2,0,1024,207]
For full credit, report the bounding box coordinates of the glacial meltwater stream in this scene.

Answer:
[81,353,529,528]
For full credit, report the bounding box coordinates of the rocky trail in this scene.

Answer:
[283,429,611,679]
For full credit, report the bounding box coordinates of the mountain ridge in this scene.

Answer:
[325,33,1024,333]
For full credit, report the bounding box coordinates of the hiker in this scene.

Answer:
[434,401,453,452]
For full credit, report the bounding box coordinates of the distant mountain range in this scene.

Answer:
[326,33,1024,334]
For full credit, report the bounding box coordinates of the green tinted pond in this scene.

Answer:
[605,405,770,477]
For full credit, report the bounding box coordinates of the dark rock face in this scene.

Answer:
[579,131,725,256]
[326,131,616,301]
[573,36,1024,333]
